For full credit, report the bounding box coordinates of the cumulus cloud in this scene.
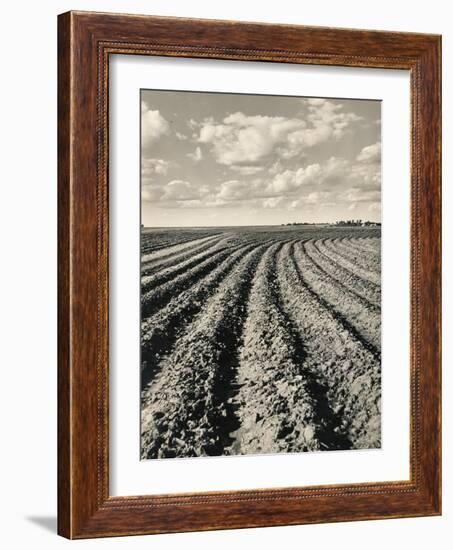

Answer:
[262,196,286,209]
[265,157,352,196]
[197,112,305,165]
[143,179,208,204]
[204,154,376,206]
[141,104,170,144]
[146,150,381,213]
[140,95,380,217]
[217,180,250,201]
[350,144,382,190]
[161,180,206,201]
[139,85,384,226]
[306,98,326,107]
[270,164,322,193]
[195,100,362,168]
[283,99,363,156]
[210,153,380,211]
[286,194,333,212]
[357,141,381,163]
[142,158,171,177]
[305,191,332,204]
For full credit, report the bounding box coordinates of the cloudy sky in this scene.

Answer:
[141,90,381,227]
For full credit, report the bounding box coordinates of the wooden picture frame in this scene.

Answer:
[58,10,441,539]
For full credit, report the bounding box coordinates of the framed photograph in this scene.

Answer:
[58,11,441,538]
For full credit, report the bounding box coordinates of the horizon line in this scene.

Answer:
[141,221,381,229]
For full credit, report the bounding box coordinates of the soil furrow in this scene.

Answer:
[297,241,381,351]
[324,238,381,280]
[347,237,381,255]
[306,240,381,308]
[141,232,222,257]
[140,244,267,459]
[336,237,381,270]
[141,240,240,294]
[227,241,351,455]
[291,244,381,360]
[141,244,247,319]
[317,238,381,287]
[140,227,382,459]
[141,234,228,276]
[141,243,258,389]
[277,242,381,449]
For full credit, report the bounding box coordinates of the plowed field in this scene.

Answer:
[140,226,381,459]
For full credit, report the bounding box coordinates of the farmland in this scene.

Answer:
[140,225,381,459]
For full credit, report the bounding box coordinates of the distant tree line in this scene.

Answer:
[281,220,381,227]
[282,222,314,226]
[334,219,381,226]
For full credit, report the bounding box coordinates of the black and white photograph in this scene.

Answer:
[140,89,382,460]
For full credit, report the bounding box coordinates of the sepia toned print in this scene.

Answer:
[140,89,381,459]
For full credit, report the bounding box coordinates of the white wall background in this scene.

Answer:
[0,0,449,547]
